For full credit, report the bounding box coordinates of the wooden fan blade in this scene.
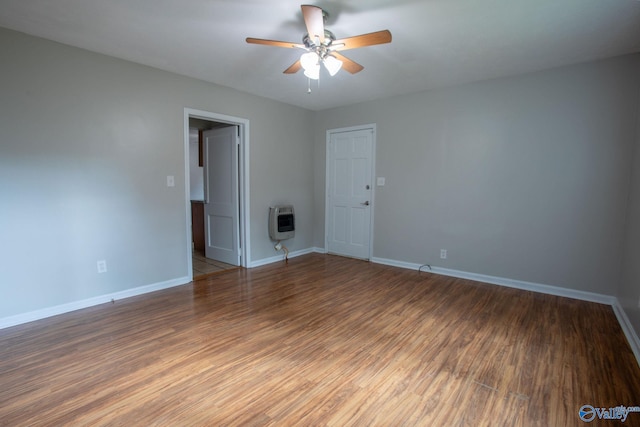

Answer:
[332,30,392,51]
[332,52,364,74]
[246,37,305,49]
[284,60,302,74]
[301,5,325,43]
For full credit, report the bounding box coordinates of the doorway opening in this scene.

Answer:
[184,108,251,280]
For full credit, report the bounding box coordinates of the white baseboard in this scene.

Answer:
[1,246,323,329]
[371,256,614,305]
[0,276,190,330]
[612,300,640,367]
[249,247,316,268]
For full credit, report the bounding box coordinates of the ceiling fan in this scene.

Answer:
[246,4,392,80]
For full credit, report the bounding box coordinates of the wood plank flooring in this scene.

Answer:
[1,253,639,426]
[192,250,238,279]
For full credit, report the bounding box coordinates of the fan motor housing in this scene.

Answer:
[303,30,336,49]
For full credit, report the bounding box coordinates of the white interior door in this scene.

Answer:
[203,126,240,266]
[326,127,374,260]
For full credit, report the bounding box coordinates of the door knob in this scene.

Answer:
[361,201,370,206]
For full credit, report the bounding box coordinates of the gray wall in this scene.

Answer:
[0,28,314,318]
[314,55,640,295]
[620,91,640,336]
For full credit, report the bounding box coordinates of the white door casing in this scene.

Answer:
[326,125,375,260]
[203,126,240,266]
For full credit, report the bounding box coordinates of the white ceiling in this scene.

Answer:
[2,0,640,111]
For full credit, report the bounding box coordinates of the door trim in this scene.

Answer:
[325,124,376,260]
[184,108,251,279]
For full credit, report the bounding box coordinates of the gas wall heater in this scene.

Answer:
[269,205,295,241]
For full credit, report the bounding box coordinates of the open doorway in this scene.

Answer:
[184,108,250,280]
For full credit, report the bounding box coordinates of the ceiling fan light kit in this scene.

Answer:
[246,4,392,86]
[303,63,320,80]
[323,55,342,76]
[300,52,341,79]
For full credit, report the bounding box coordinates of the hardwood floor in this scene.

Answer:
[192,250,238,278]
[1,254,639,426]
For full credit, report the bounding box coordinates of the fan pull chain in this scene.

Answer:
[306,74,320,94]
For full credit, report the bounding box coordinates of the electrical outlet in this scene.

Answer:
[440,249,447,259]
[167,175,175,187]
[97,260,107,274]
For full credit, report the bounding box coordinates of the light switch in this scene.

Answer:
[377,177,386,186]
[167,175,175,187]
